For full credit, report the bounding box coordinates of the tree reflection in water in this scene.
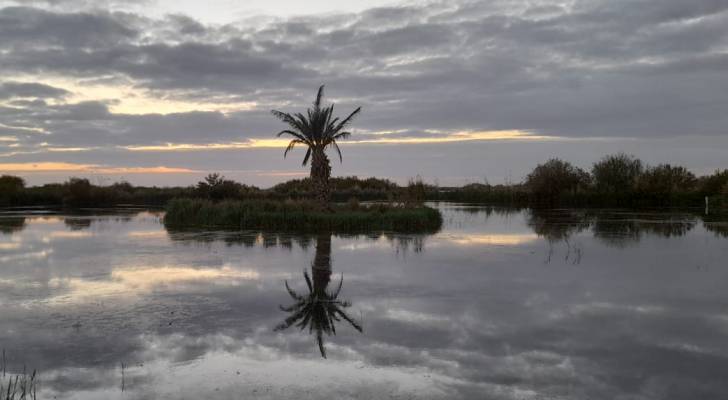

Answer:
[275,233,363,358]
[0,217,26,234]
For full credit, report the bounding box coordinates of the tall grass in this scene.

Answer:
[164,199,442,233]
[1,370,37,400]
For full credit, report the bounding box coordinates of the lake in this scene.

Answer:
[1,204,728,399]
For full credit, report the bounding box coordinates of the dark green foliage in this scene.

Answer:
[699,169,728,196]
[0,175,25,206]
[0,150,725,210]
[164,198,443,233]
[592,153,643,193]
[636,164,697,197]
[429,183,530,205]
[0,175,24,192]
[402,177,427,206]
[270,176,399,201]
[194,173,260,200]
[526,159,590,204]
[0,176,193,207]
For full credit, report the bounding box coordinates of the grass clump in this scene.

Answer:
[164,198,442,233]
[1,370,37,400]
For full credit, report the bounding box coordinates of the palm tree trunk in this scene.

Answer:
[310,148,331,207]
[312,233,332,296]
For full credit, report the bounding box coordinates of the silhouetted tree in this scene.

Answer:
[592,153,643,193]
[194,173,253,200]
[699,169,728,196]
[272,85,362,207]
[0,175,25,205]
[526,159,590,204]
[64,177,93,206]
[637,164,697,195]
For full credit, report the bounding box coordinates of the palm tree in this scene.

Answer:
[274,234,363,358]
[272,86,362,206]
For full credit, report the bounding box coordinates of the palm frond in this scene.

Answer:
[336,308,363,332]
[332,274,344,298]
[303,270,313,292]
[333,107,361,133]
[333,131,351,140]
[284,139,305,158]
[276,129,308,142]
[314,85,325,109]
[271,110,305,133]
[317,331,326,358]
[302,148,312,166]
[330,141,343,163]
[284,280,302,300]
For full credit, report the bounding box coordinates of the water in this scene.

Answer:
[1,204,728,399]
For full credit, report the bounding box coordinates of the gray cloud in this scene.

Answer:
[0,81,70,100]
[0,0,727,184]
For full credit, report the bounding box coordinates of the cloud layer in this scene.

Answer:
[0,0,727,184]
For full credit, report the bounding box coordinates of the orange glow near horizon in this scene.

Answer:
[2,76,258,115]
[122,130,557,152]
[444,233,540,246]
[0,162,196,174]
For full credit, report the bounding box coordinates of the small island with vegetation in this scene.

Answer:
[164,85,443,233]
[2,87,727,232]
[167,85,444,233]
[164,198,442,233]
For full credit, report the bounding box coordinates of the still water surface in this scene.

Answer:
[1,204,728,399]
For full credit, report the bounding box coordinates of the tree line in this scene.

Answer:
[434,153,728,208]
[1,153,727,208]
[0,174,409,207]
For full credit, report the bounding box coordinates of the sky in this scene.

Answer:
[0,0,727,187]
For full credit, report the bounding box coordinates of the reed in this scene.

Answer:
[1,369,37,400]
[164,199,442,233]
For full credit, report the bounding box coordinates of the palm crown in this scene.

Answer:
[272,85,361,166]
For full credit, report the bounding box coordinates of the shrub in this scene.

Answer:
[402,177,427,206]
[700,169,728,196]
[63,177,94,206]
[637,164,697,195]
[592,153,643,193]
[526,159,590,203]
[194,173,254,201]
[0,175,25,205]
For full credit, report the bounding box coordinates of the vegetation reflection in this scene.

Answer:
[275,233,363,358]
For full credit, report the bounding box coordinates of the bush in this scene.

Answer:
[637,164,697,195]
[700,169,728,196]
[194,173,259,201]
[526,159,590,204]
[402,177,427,206]
[64,177,94,206]
[0,175,25,205]
[592,153,643,193]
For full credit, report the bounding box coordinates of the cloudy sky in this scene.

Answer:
[1,0,727,187]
